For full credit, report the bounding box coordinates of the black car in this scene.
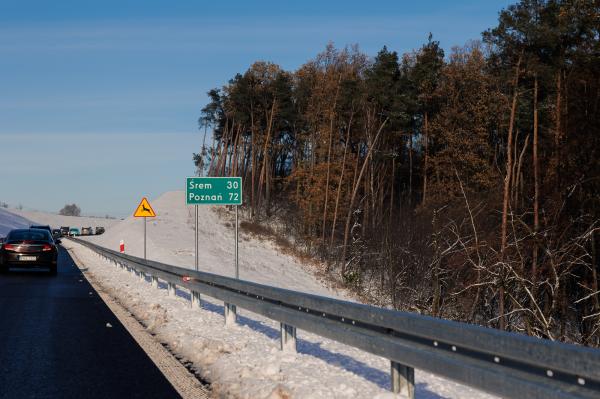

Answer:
[60,226,70,237]
[95,226,105,235]
[0,229,59,274]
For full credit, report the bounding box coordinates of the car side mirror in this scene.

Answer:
[55,239,62,245]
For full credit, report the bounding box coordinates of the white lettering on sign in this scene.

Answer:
[188,181,213,190]
[188,193,223,201]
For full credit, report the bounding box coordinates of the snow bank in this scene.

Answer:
[7,208,121,231]
[68,240,496,399]
[0,208,32,236]
[62,190,497,399]
[82,191,340,297]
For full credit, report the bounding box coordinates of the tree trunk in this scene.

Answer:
[422,112,429,205]
[409,131,413,205]
[258,100,277,215]
[389,155,395,223]
[330,112,354,252]
[532,76,540,294]
[499,56,522,331]
[322,84,341,245]
[250,107,256,217]
[340,118,389,275]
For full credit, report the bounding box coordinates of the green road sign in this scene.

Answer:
[186,177,242,205]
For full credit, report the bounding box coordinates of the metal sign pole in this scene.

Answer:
[144,217,147,260]
[195,205,199,271]
[235,205,239,279]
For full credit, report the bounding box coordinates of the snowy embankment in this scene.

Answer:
[1,195,495,398]
[0,208,32,236]
[80,191,340,297]
[6,208,121,232]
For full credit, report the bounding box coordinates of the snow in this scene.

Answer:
[80,191,340,297]
[6,208,121,232]
[68,240,496,399]
[0,208,32,236]
[63,191,497,399]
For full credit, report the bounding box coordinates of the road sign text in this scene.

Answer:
[186,177,242,205]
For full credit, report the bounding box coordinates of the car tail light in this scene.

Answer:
[42,244,53,252]
[4,243,16,251]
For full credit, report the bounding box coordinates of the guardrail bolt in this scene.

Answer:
[280,323,297,353]
[224,303,237,326]
[391,361,415,398]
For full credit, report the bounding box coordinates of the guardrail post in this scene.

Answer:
[224,303,237,326]
[191,291,201,308]
[168,282,176,297]
[280,323,297,353]
[139,270,145,282]
[391,361,414,398]
[151,275,158,288]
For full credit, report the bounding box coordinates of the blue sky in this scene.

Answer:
[0,0,513,216]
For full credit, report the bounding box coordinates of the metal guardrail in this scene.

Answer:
[70,237,600,399]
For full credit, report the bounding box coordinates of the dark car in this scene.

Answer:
[52,228,61,239]
[95,226,105,235]
[60,226,70,237]
[0,229,59,274]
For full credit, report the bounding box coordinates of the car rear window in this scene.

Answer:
[31,225,51,231]
[8,230,51,241]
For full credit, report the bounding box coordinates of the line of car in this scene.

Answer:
[0,224,105,275]
[58,226,105,237]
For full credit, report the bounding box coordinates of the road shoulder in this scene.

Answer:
[67,246,210,399]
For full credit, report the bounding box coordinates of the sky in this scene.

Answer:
[0,0,513,217]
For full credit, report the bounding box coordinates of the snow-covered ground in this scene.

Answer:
[68,240,496,399]
[81,191,341,297]
[0,195,496,398]
[65,191,495,399]
[7,208,121,232]
[0,208,32,236]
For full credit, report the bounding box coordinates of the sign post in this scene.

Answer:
[186,177,242,278]
[133,197,157,260]
[195,205,198,271]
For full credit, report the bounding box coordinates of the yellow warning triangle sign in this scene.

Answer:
[133,197,157,217]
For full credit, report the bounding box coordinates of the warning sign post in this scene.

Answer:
[133,197,156,260]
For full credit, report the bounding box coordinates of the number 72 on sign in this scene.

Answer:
[186,177,242,205]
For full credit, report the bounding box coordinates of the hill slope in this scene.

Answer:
[0,208,32,236]
[83,191,339,297]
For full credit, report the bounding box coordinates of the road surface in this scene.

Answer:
[0,246,182,398]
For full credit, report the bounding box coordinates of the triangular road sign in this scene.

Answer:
[134,197,156,217]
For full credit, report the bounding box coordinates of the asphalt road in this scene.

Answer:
[0,246,181,399]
